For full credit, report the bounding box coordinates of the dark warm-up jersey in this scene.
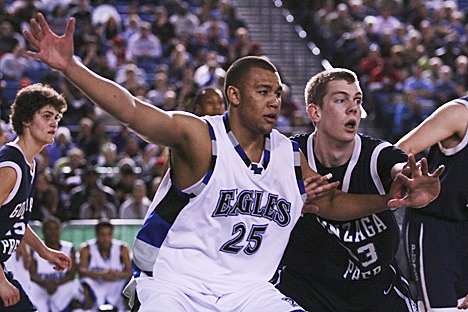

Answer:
[276,133,415,311]
[416,96,468,221]
[0,143,36,263]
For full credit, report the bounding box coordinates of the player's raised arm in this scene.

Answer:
[397,101,468,155]
[23,13,206,150]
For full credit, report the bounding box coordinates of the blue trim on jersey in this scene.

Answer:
[222,112,271,174]
[136,211,171,248]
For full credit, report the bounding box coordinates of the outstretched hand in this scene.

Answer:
[23,12,75,73]
[387,154,444,209]
[458,294,468,309]
[302,174,340,214]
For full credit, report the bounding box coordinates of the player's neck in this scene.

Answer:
[313,133,354,168]
[14,137,43,166]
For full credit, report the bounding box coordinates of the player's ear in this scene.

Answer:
[226,86,240,106]
[307,103,320,123]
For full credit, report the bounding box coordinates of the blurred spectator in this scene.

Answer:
[79,188,118,219]
[374,1,401,36]
[105,35,126,71]
[75,116,94,152]
[151,5,176,55]
[388,44,411,81]
[78,221,132,311]
[276,83,299,128]
[190,86,225,116]
[454,55,468,90]
[425,56,444,82]
[195,0,212,24]
[31,168,60,221]
[147,72,171,107]
[116,63,147,95]
[121,13,141,43]
[53,146,87,193]
[119,178,150,219]
[434,65,457,105]
[90,1,120,29]
[169,1,200,37]
[8,0,40,32]
[119,134,143,160]
[45,126,76,167]
[168,43,193,83]
[0,43,37,80]
[434,34,463,69]
[186,28,210,64]
[201,10,229,43]
[96,141,119,169]
[419,19,442,59]
[64,165,118,220]
[46,4,69,35]
[403,29,425,63]
[28,217,82,312]
[60,78,94,125]
[126,21,163,63]
[227,27,261,66]
[359,43,384,90]
[0,21,24,57]
[193,50,226,88]
[68,0,92,27]
[402,63,435,116]
[224,4,246,39]
[133,143,160,185]
[99,15,122,45]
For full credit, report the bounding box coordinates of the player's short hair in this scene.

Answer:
[191,87,225,114]
[96,219,114,234]
[305,68,358,108]
[224,56,278,106]
[10,83,67,135]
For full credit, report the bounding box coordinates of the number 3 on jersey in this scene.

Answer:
[220,223,268,255]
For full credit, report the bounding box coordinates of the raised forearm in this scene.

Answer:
[63,58,137,126]
[313,190,390,221]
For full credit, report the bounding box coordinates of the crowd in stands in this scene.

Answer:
[1,0,467,220]
[283,0,468,142]
[0,0,277,224]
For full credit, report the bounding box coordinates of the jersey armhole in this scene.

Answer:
[0,161,22,205]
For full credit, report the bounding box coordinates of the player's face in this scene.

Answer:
[315,80,362,143]
[43,221,61,245]
[27,105,62,146]
[195,89,225,116]
[96,227,113,250]
[237,68,282,135]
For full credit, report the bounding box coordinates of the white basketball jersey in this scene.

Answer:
[153,114,306,295]
[33,241,73,280]
[85,239,125,272]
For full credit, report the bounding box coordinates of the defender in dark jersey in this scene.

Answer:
[397,96,468,311]
[0,84,71,310]
[274,68,443,311]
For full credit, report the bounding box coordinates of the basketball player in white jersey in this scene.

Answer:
[28,217,82,312]
[397,96,468,311]
[79,220,132,311]
[24,14,443,311]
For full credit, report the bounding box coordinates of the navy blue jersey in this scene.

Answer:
[0,143,37,263]
[415,96,468,221]
[277,133,411,310]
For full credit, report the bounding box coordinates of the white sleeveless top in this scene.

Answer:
[153,114,306,295]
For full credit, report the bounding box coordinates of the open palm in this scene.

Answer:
[23,13,75,73]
